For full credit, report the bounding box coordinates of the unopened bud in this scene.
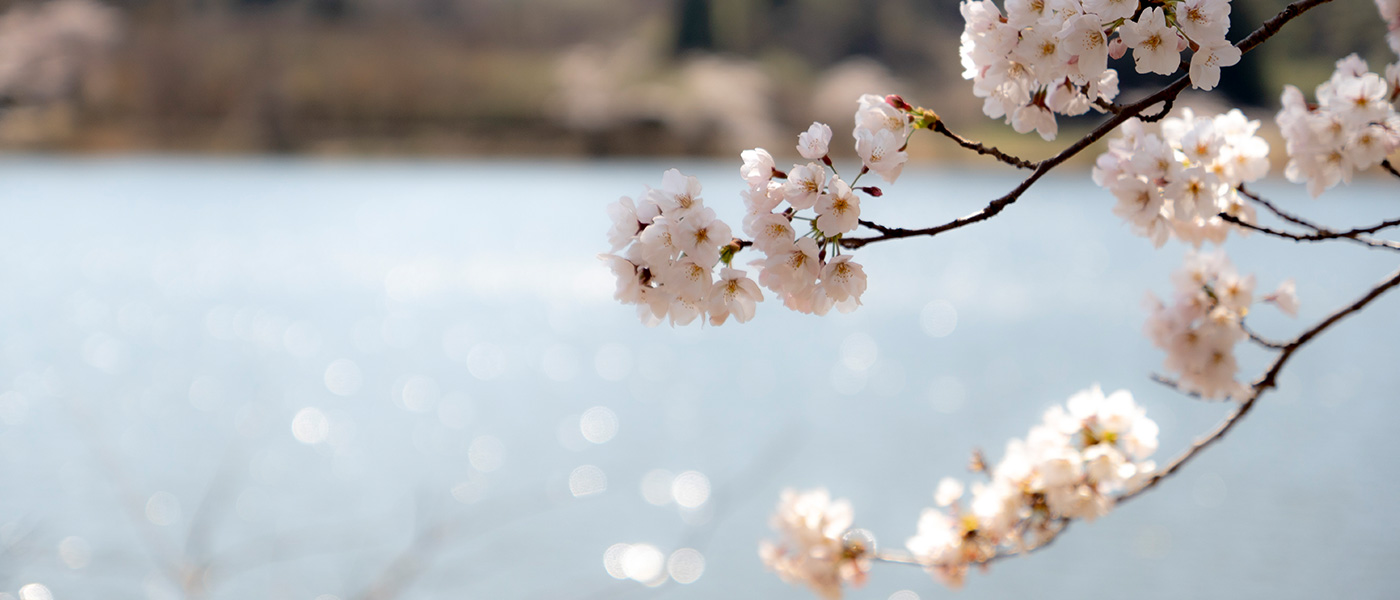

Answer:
[720,239,743,265]
[1176,34,1189,52]
[857,186,883,197]
[969,449,987,473]
[1108,37,1128,60]
[885,94,912,111]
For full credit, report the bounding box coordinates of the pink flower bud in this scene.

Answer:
[884,94,911,111]
[1108,37,1127,60]
[1176,34,1189,52]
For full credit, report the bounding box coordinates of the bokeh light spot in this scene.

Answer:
[920,300,958,338]
[569,465,607,497]
[667,548,705,584]
[324,359,363,396]
[292,407,330,444]
[580,406,618,444]
[671,471,710,509]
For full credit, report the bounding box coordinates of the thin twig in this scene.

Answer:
[838,0,1335,251]
[1240,319,1288,350]
[1149,373,1203,400]
[1238,185,1400,238]
[1220,212,1400,252]
[929,119,1037,170]
[1236,185,1318,231]
[1382,159,1400,180]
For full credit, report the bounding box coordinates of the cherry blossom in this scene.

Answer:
[761,489,869,600]
[902,385,1159,590]
[1095,108,1269,248]
[1119,8,1181,76]
[798,122,833,160]
[1277,54,1400,197]
[815,176,861,236]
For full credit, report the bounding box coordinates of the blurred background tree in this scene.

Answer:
[0,0,1389,155]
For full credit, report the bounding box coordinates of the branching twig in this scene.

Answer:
[874,263,1400,571]
[1220,212,1400,252]
[839,0,1334,251]
[1149,373,1203,400]
[1121,264,1400,503]
[1238,185,1400,239]
[839,0,1332,251]
[1240,319,1288,350]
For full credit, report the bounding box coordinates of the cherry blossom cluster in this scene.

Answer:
[601,169,763,326]
[602,95,923,325]
[1276,53,1400,198]
[1379,0,1400,55]
[958,0,1240,141]
[904,385,1158,589]
[1093,108,1269,247]
[759,488,870,600]
[1144,251,1297,400]
[739,95,911,316]
[760,387,1160,597]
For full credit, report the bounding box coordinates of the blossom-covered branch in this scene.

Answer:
[1123,263,1400,502]
[769,262,1398,595]
[601,0,1398,595]
[841,0,1338,250]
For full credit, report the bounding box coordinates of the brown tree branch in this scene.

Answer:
[1120,264,1400,504]
[1240,319,1288,350]
[1382,159,1400,180]
[1238,185,1400,239]
[839,0,1335,251]
[875,261,1400,571]
[928,119,1037,170]
[1220,212,1400,252]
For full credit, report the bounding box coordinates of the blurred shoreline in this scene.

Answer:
[0,0,1392,161]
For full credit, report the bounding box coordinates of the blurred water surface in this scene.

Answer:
[0,157,1397,600]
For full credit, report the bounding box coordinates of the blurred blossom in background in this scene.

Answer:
[0,1,1397,600]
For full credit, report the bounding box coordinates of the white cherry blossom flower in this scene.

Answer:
[854,127,908,183]
[606,195,643,252]
[1083,0,1138,22]
[1120,8,1181,76]
[675,206,731,268]
[1265,278,1300,317]
[820,255,868,308]
[708,268,763,325]
[1012,103,1059,140]
[740,148,777,188]
[757,238,821,296]
[1059,14,1109,80]
[761,488,868,600]
[1174,0,1231,44]
[651,168,705,218]
[798,122,833,160]
[784,162,828,210]
[854,94,912,138]
[747,212,797,252]
[1189,41,1241,91]
[815,176,861,236]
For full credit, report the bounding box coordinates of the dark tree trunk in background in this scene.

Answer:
[1218,0,1267,107]
[675,0,714,55]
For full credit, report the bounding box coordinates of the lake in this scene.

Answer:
[0,157,1396,600]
